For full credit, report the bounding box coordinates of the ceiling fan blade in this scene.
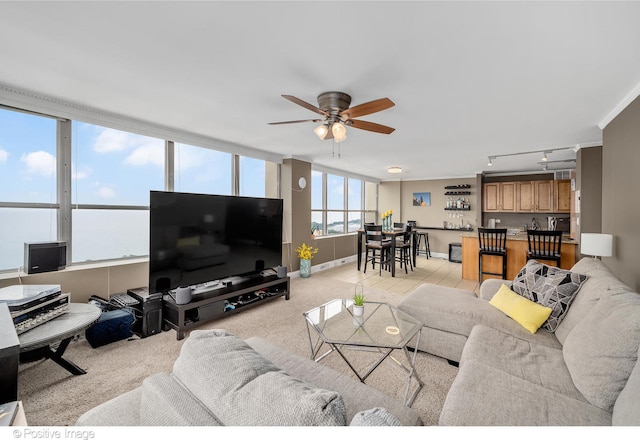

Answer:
[282,95,330,117]
[340,97,395,120]
[268,119,323,125]
[347,119,396,134]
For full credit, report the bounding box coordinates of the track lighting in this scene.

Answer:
[486,146,577,169]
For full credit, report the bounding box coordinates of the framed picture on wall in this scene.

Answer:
[413,192,431,206]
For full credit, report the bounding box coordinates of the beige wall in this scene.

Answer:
[0,259,148,304]
[576,146,603,238]
[602,95,640,290]
[379,177,477,255]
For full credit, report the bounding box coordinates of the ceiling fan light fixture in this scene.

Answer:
[388,166,403,174]
[314,124,329,140]
[331,122,347,142]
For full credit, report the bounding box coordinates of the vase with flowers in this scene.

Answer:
[296,242,318,278]
[382,210,393,231]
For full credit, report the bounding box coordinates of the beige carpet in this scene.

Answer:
[17,275,458,426]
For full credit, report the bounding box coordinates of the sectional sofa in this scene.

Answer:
[75,329,423,426]
[397,257,640,425]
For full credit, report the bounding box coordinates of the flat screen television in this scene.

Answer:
[149,191,283,294]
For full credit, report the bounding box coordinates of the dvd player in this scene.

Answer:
[12,293,70,334]
[0,284,62,312]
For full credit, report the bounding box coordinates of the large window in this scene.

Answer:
[0,105,279,272]
[0,107,58,271]
[71,123,164,263]
[239,156,266,197]
[175,143,232,195]
[311,169,376,236]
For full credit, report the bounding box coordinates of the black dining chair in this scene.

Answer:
[394,224,414,274]
[527,230,563,266]
[363,224,393,275]
[478,228,508,282]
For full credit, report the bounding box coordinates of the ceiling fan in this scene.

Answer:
[268,91,395,141]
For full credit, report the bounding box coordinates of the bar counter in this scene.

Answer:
[461,232,578,282]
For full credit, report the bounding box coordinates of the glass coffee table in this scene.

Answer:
[303,299,424,406]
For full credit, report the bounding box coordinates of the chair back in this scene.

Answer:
[478,228,507,252]
[394,222,407,231]
[527,230,562,257]
[364,224,385,244]
[407,220,417,227]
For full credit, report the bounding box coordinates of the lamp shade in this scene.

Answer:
[314,124,329,140]
[580,233,613,257]
[331,122,347,142]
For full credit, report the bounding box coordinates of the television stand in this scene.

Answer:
[162,274,290,340]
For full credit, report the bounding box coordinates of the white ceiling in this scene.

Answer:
[2,1,640,181]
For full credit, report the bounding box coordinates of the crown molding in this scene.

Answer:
[599,80,640,130]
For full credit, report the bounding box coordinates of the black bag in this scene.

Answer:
[85,308,135,348]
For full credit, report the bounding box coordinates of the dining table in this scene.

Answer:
[356,227,417,277]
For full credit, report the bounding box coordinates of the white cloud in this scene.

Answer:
[124,142,164,167]
[93,128,132,153]
[72,164,92,180]
[96,186,116,199]
[0,148,8,163]
[21,151,55,177]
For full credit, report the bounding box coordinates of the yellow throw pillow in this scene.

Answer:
[489,284,552,334]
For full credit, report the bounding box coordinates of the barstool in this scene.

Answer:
[408,220,430,259]
[478,228,507,282]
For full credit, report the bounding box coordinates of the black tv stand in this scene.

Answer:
[162,274,290,340]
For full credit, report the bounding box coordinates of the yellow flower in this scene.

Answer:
[389,209,393,215]
[296,243,319,260]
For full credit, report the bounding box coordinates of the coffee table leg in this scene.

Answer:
[401,329,424,406]
[45,337,87,375]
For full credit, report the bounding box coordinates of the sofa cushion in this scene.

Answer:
[172,329,347,426]
[440,359,612,425]
[563,292,640,412]
[489,284,552,334]
[350,407,401,426]
[245,336,423,426]
[612,346,640,425]
[140,373,223,426]
[555,258,635,344]
[439,324,612,425]
[512,260,587,332]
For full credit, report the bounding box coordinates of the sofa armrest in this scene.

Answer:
[479,279,512,301]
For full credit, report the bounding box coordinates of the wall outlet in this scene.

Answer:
[495,219,501,223]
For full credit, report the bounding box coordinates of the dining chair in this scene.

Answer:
[527,230,563,266]
[364,224,392,275]
[394,224,414,274]
[478,228,508,282]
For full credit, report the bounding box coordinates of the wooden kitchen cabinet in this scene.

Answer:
[484,179,571,214]
[516,181,535,212]
[534,180,554,212]
[554,179,572,213]
[483,182,516,212]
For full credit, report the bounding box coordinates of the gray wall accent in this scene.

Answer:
[576,146,603,237]
[602,95,640,290]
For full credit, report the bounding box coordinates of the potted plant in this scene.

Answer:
[295,243,318,278]
[352,283,365,316]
